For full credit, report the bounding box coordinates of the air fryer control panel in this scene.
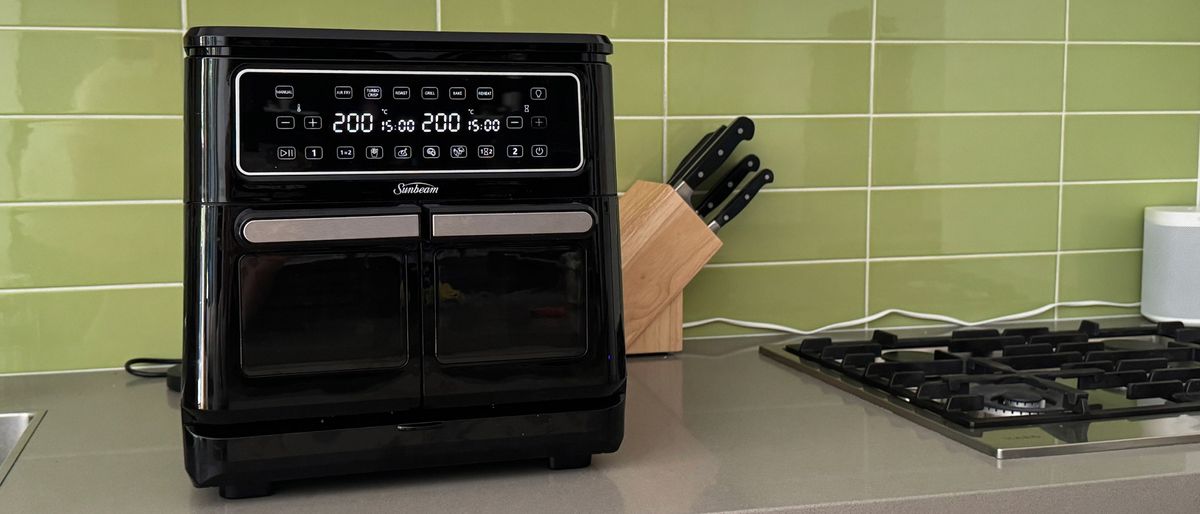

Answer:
[235,68,584,176]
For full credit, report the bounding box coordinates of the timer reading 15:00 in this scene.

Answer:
[332,112,502,134]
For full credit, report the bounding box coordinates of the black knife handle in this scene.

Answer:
[683,116,755,191]
[710,168,774,231]
[669,129,718,185]
[676,125,727,191]
[695,154,760,218]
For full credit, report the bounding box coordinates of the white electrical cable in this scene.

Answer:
[681,300,1141,336]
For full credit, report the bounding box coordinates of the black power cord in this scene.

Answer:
[124,357,178,377]
[124,358,183,392]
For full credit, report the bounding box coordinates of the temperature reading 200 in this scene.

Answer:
[332,112,375,133]
[421,112,461,133]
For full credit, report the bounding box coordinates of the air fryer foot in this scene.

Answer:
[219,482,273,499]
[548,454,592,470]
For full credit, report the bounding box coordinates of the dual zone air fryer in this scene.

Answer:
[181,27,625,498]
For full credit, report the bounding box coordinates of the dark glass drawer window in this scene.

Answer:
[238,252,409,377]
[434,246,587,364]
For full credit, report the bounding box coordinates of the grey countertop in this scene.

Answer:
[3,332,1200,513]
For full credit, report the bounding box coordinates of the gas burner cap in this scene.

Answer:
[974,384,1055,417]
[997,390,1046,410]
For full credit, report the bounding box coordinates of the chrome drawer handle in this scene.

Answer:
[431,211,593,237]
[242,214,420,243]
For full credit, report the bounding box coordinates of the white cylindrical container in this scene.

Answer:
[1142,206,1200,324]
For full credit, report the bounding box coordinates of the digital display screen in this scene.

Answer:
[235,69,584,176]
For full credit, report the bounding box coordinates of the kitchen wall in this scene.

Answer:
[0,0,1197,372]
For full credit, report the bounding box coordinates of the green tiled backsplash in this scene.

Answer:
[1,1,1198,371]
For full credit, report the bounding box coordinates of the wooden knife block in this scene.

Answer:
[619,180,723,354]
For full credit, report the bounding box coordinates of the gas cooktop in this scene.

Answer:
[760,320,1200,458]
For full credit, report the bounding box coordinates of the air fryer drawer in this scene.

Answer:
[432,244,588,365]
[420,205,616,408]
[238,251,410,376]
[187,205,425,421]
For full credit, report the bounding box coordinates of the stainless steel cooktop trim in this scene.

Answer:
[0,411,44,486]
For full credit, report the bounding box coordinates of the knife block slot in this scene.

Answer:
[619,180,723,354]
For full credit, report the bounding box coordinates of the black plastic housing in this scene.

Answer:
[184,27,616,204]
[181,27,624,498]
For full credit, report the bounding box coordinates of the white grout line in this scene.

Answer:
[874,40,1200,46]
[1054,0,1071,321]
[660,0,669,182]
[0,199,181,208]
[1059,247,1144,255]
[938,249,1084,260]
[0,282,182,295]
[650,113,871,120]
[614,37,1200,45]
[1196,115,1200,208]
[752,178,1197,194]
[1070,40,1200,46]
[759,186,868,193]
[0,114,183,120]
[702,248,1144,269]
[863,0,878,326]
[873,181,1054,190]
[875,39,1059,46]
[0,25,182,33]
[659,38,870,44]
[0,27,1187,46]
[871,251,1081,263]
[180,0,188,28]
[873,253,1060,265]
[614,38,1200,46]
[706,257,864,268]
[1057,110,1200,116]
[1060,178,1199,185]
[880,111,1200,118]
[614,111,1200,121]
[613,115,663,120]
[0,28,1185,44]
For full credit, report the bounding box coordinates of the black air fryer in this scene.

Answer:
[181,27,625,499]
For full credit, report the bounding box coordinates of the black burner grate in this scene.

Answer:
[784,321,1200,428]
